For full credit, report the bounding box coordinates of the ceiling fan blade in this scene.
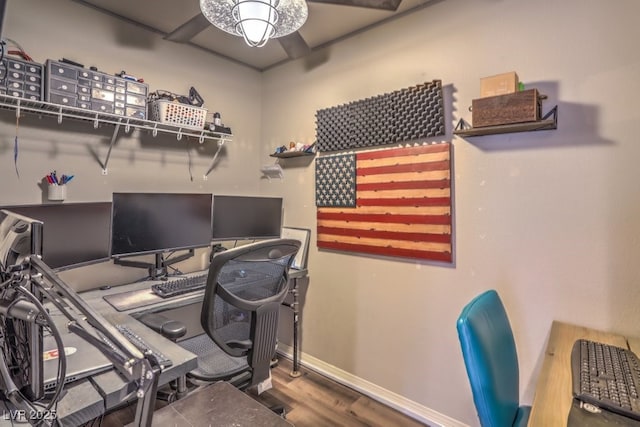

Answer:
[308,0,401,11]
[165,13,211,42]
[278,31,311,59]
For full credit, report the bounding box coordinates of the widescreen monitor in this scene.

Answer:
[211,195,282,241]
[111,192,213,257]
[3,202,112,271]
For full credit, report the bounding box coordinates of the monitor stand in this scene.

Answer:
[114,249,195,280]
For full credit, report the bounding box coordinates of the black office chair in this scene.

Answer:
[178,238,300,391]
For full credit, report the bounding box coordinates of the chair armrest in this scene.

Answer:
[138,312,187,341]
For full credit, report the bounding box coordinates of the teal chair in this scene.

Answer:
[456,290,531,427]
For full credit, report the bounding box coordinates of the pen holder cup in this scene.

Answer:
[47,185,67,201]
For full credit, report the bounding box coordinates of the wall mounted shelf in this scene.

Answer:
[454,105,558,137]
[0,94,232,176]
[269,151,315,159]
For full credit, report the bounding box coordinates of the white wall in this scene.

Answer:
[4,0,640,425]
[261,0,640,424]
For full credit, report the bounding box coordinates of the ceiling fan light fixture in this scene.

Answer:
[200,0,308,47]
[232,0,278,47]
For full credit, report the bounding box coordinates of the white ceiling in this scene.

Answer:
[73,0,438,71]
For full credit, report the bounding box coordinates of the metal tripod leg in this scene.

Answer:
[132,365,161,427]
[289,277,301,378]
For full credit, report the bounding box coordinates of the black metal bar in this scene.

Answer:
[541,105,558,122]
[290,278,301,377]
[454,118,469,131]
[133,364,161,427]
[102,121,121,172]
[29,257,143,362]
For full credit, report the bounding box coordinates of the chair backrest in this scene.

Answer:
[456,290,521,427]
[201,238,300,385]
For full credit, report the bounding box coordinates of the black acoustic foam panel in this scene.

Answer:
[315,80,445,152]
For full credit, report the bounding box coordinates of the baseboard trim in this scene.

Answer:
[276,344,468,427]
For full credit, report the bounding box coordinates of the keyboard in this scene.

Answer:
[571,338,640,420]
[114,324,172,369]
[151,273,208,298]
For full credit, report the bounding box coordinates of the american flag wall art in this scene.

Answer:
[315,143,452,262]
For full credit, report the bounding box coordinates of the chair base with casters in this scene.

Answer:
[457,289,531,427]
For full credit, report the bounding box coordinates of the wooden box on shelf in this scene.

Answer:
[472,89,542,128]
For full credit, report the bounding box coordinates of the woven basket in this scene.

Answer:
[149,100,208,130]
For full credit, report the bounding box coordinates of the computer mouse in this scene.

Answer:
[232,269,248,278]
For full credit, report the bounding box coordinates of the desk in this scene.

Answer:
[0,274,203,426]
[528,321,640,426]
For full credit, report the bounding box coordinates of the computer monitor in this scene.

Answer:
[111,192,213,257]
[2,202,112,271]
[0,210,44,401]
[211,195,283,241]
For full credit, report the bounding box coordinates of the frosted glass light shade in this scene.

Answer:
[232,0,278,47]
[200,0,308,47]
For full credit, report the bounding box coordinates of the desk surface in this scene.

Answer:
[528,321,640,426]
[79,276,203,412]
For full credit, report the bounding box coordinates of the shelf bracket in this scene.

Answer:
[102,121,122,175]
[198,131,205,144]
[15,99,21,118]
[203,140,226,179]
[58,106,63,124]
[455,118,470,131]
[261,163,284,180]
[541,105,558,125]
[152,123,158,137]
[125,119,131,134]
[176,128,183,141]
[94,113,100,129]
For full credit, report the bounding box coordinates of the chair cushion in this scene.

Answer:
[179,333,249,381]
[457,290,522,427]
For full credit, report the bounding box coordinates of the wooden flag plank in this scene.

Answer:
[318,205,450,215]
[357,170,449,184]
[317,219,451,234]
[358,188,450,199]
[317,211,452,225]
[318,240,453,263]
[317,226,451,244]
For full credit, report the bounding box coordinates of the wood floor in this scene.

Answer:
[250,357,429,427]
[98,357,429,427]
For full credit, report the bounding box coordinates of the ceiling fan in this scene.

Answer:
[165,0,402,60]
